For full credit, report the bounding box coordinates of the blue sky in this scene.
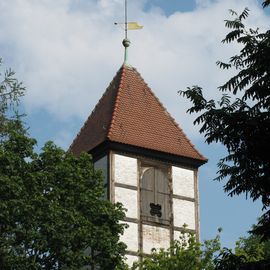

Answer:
[0,0,269,248]
[144,0,196,14]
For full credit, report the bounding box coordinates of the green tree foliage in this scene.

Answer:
[0,60,127,269]
[235,235,270,262]
[128,231,270,270]
[179,2,270,240]
[130,230,221,270]
[215,234,270,270]
[0,58,25,135]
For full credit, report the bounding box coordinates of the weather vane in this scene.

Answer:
[115,0,143,64]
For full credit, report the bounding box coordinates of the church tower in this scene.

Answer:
[70,2,206,265]
[69,63,207,265]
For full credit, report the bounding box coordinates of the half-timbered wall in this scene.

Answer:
[172,166,198,239]
[112,153,139,264]
[110,152,199,266]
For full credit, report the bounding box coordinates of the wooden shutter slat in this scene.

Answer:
[141,167,154,191]
[141,189,154,218]
[155,169,169,194]
[156,193,170,221]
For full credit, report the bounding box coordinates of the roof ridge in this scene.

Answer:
[107,66,126,139]
[131,67,206,161]
[68,67,124,152]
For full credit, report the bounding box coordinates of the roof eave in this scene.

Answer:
[90,140,207,168]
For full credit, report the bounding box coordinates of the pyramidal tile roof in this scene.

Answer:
[69,65,206,162]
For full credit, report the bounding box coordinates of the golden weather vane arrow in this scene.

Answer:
[115,0,143,64]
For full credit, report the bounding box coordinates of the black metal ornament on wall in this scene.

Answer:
[150,203,162,217]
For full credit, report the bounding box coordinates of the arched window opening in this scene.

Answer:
[140,166,170,225]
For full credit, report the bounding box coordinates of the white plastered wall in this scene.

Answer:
[172,166,196,231]
[172,166,194,198]
[114,154,137,186]
[113,154,139,255]
[173,199,195,230]
[120,222,138,252]
[142,224,170,254]
[125,255,139,267]
[115,187,138,219]
[113,154,138,220]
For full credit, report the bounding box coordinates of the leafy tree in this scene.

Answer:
[215,234,270,270]
[126,229,270,270]
[235,234,270,262]
[0,60,127,269]
[179,1,270,240]
[0,58,25,135]
[130,229,221,270]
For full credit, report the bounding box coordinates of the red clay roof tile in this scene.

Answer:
[69,65,206,162]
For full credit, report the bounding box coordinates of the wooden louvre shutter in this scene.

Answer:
[141,166,170,225]
[141,167,155,222]
[155,168,170,224]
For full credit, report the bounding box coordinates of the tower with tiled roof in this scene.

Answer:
[69,63,207,265]
[69,5,207,265]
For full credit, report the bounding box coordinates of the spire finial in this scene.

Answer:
[123,38,130,64]
[123,0,130,64]
[114,0,143,65]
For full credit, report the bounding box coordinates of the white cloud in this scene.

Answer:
[0,0,268,139]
